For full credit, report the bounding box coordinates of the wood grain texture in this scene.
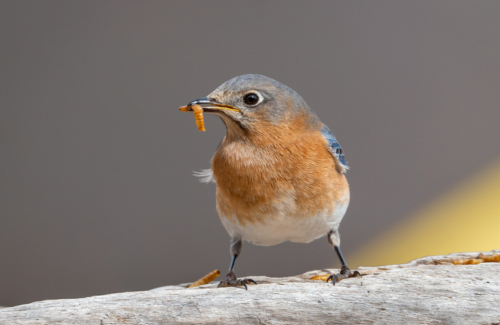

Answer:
[1,251,499,325]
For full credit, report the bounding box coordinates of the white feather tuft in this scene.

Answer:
[193,169,215,183]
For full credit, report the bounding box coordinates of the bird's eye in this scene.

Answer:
[243,92,262,107]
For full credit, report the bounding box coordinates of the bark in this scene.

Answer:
[1,251,499,325]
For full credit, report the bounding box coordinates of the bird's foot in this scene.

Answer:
[217,271,257,290]
[326,265,361,285]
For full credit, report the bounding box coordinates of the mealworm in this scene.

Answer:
[452,258,484,265]
[309,274,330,281]
[191,104,205,132]
[178,104,205,131]
[187,269,220,288]
[476,253,500,263]
[452,253,500,265]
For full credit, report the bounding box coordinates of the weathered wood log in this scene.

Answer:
[1,251,499,324]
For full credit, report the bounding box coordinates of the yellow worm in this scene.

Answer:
[191,104,205,132]
[479,253,500,262]
[179,104,205,132]
[310,274,331,281]
[452,258,484,265]
[453,253,500,265]
[187,270,220,288]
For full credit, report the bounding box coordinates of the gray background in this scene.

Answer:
[1,1,499,307]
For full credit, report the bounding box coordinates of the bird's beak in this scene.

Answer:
[184,97,241,114]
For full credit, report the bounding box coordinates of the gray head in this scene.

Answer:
[187,74,320,135]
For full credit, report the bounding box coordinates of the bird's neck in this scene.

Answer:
[213,116,322,176]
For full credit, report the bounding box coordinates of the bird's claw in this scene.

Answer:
[326,274,338,284]
[245,278,257,285]
[326,266,361,285]
[217,271,256,290]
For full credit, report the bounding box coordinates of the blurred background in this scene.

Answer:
[1,1,499,307]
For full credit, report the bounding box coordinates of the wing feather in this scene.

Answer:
[321,125,348,173]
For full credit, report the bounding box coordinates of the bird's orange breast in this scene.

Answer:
[212,116,349,227]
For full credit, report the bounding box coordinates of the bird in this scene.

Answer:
[182,74,360,289]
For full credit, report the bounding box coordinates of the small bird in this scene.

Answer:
[183,74,360,288]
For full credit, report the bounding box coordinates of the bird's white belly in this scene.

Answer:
[219,199,349,246]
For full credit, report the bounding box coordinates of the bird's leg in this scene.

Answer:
[217,238,257,290]
[326,230,361,285]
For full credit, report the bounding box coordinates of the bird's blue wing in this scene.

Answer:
[321,125,348,172]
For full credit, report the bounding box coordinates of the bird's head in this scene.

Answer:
[186,74,320,139]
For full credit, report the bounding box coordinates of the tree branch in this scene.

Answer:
[1,251,499,324]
